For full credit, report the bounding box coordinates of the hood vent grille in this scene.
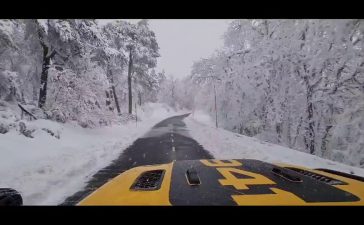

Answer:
[130,170,165,191]
[286,167,346,185]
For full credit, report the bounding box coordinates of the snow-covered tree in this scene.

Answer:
[179,19,364,167]
[0,19,162,127]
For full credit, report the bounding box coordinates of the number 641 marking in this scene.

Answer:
[201,160,306,205]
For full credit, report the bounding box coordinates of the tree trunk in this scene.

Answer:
[306,91,315,154]
[138,91,142,106]
[36,21,56,109]
[293,116,303,147]
[276,123,282,144]
[128,49,133,114]
[321,125,333,158]
[109,69,121,115]
[112,85,120,115]
[321,104,334,158]
[287,109,292,148]
[38,45,51,108]
[105,90,112,111]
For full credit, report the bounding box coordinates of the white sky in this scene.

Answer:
[97,19,232,79]
[149,19,231,79]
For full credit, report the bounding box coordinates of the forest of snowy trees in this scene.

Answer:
[174,19,364,167]
[1,19,364,168]
[0,19,166,127]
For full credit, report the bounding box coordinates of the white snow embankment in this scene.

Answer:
[184,112,364,177]
[0,103,182,205]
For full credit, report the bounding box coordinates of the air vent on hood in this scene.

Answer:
[186,168,201,186]
[130,170,165,191]
[272,167,302,183]
[286,167,346,185]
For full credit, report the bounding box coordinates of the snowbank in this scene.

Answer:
[185,111,364,177]
[0,102,181,205]
[138,102,189,121]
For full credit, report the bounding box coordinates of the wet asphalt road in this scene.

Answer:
[62,113,213,205]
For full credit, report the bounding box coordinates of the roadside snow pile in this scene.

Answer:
[190,110,213,125]
[138,102,189,121]
[184,112,364,177]
[0,102,181,205]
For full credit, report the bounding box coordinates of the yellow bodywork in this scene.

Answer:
[270,163,364,206]
[78,160,364,206]
[78,163,173,206]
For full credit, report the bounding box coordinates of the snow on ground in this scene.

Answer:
[4,104,362,205]
[0,102,183,205]
[185,111,364,177]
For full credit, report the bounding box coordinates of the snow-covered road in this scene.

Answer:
[1,105,364,205]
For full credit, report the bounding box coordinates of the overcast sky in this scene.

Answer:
[98,19,232,79]
[149,19,231,79]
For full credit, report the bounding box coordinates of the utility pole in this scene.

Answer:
[135,102,137,127]
[197,75,221,129]
[213,81,218,128]
[128,48,133,114]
